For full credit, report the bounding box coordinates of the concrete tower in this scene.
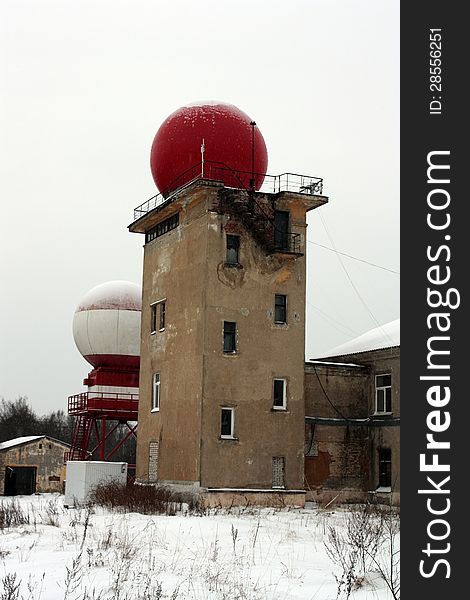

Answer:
[129,102,327,506]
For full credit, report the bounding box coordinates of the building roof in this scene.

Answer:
[315,318,400,359]
[0,435,70,452]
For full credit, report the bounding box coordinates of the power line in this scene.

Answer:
[307,300,358,337]
[312,365,349,421]
[308,240,399,275]
[317,211,394,346]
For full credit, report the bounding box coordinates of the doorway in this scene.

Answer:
[4,466,37,495]
[274,211,289,251]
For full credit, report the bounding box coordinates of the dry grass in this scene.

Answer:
[88,481,200,515]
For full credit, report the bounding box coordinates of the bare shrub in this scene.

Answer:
[42,499,62,527]
[366,504,400,600]
[347,504,383,573]
[88,482,200,515]
[325,502,400,600]
[324,525,360,599]
[0,500,30,530]
[0,574,21,600]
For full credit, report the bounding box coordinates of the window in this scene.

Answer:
[145,213,179,243]
[150,304,157,334]
[220,407,235,438]
[159,301,166,331]
[38,443,43,449]
[150,300,166,334]
[273,378,287,410]
[272,456,286,488]
[375,374,392,413]
[378,448,392,488]
[274,211,289,251]
[223,321,237,353]
[274,294,287,324]
[226,235,240,264]
[152,373,161,411]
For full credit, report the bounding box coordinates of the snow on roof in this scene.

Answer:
[0,435,70,451]
[316,318,400,358]
[307,360,365,368]
[0,435,44,451]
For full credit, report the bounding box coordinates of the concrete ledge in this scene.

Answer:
[306,487,400,507]
[202,488,306,509]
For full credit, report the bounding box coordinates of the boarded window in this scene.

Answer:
[148,441,159,482]
[272,456,285,488]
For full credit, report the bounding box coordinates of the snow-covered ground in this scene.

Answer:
[0,494,398,599]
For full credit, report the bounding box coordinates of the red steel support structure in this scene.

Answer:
[65,372,139,474]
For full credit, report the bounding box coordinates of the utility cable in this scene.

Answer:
[312,364,350,421]
[307,300,358,337]
[317,210,394,346]
[307,240,399,275]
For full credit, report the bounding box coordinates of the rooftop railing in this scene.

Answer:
[132,161,324,221]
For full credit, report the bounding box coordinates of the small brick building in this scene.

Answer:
[0,436,69,495]
[304,319,400,505]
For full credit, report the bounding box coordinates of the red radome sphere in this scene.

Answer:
[150,101,268,193]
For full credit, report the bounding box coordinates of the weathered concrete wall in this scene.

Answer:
[304,364,370,497]
[0,438,68,495]
[200,199,307,489]
[135,181,324,493]
[135,185,216,485]
[202,490,305,509]
[304,348,400,504]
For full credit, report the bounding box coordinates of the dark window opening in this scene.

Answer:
[223,321,237,353]
[274,211,289,251]
[226,235,240,264]
[159,301,166,330]
[48,444,52,449]
[38,444,43,449]
[378,448,392,487]
[274,294,287,324]
[273,379,286,409]
[221,408,234,437]
[151,304,157,334]
[145,213,179,244]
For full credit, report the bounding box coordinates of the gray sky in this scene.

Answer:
[0,0,399,415]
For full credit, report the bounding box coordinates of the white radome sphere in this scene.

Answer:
[73,281,142,368]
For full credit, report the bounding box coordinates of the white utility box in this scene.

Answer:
[64,461,127,507]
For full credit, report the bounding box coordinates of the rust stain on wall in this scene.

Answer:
[305,451,332,487]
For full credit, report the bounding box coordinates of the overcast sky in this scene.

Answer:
[0,0,399,415]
